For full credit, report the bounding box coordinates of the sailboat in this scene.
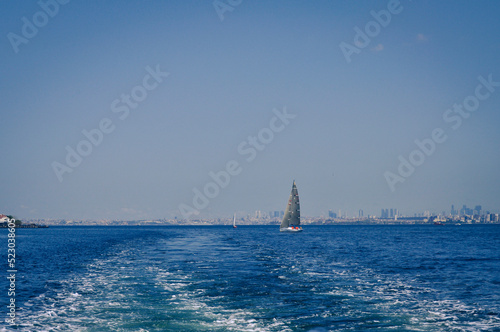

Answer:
[232,213,237,228]
[280,180,303,232]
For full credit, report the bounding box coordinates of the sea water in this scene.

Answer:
[1,225,499,331]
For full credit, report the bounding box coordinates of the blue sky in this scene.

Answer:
[1,0,499,220]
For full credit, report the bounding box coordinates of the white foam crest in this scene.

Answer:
[14,243,156,330]
[151,253,292,332]
[319,263,500,331]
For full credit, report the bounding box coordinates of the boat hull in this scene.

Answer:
[280,227,303,233]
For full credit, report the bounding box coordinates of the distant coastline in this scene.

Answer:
[0,221,49,228]
[0,214,48,228]
[10,216,499,227]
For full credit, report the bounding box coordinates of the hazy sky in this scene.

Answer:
[1,0,500,220]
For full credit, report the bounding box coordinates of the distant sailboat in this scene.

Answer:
[280,180,303,232]
[233,213,237,228]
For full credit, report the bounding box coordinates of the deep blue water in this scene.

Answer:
[1,225,500,331]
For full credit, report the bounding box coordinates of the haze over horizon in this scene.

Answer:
[1,1,500,220]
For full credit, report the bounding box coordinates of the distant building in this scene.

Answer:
[486,213,499,223]
[358,209,363,217]
[328,210,337,218]
[380,208,397,219]
[460,205,473,216]
[270,211,281,218]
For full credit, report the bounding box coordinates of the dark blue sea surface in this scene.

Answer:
[1,225,500,331]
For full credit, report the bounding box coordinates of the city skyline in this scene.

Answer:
[1,1,500,220]
[5,201,497,222]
